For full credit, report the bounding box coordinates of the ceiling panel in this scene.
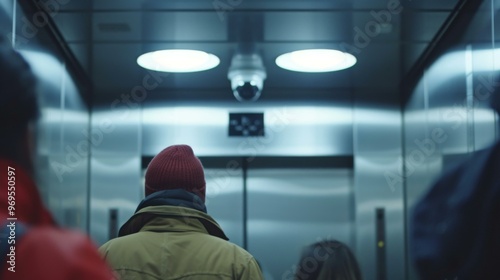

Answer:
[350,10,402,44]
[58,0,460,12]
[92,12,142,41]
[53,12,90,42]
[351,43,401,89]
[92,43,142,91]
[56,0,90,11]
[143,12,228,41]
[264,12,352,41]
[402,12,451,42]
[141,0,356,11]
[92,0,142,10]
[403,0,462,10]
[53,0,463,105]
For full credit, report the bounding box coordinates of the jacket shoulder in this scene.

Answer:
[2,226,115,280]
[100,231,263,280]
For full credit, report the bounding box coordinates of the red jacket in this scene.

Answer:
[0,159,116,280]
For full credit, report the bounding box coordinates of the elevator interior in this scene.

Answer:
[1,0,499,279]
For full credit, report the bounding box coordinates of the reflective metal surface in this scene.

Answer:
[205,167,244,247]
[89,106,142,245]
[354,102,405,280]
[247,168,354,280]
[2,0,92,232]
[142,101,353,157]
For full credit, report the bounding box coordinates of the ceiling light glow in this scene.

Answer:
[275,49,357,72]
[137,49,220,72]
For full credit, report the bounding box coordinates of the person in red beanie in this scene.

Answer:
[99,144,264,280]
[0,38,116,279]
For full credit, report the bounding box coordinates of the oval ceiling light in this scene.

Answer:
[275,49,357,72]
[137,49,220,72]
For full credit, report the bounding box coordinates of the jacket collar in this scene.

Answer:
[118,205,229,241]
[135,189,207,213]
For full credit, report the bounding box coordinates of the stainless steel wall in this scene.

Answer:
[353,101,405,280]
[404,1,500,279]
[1,0,91,231]
[141,100,353,157]
[89,106,142,245]
[205,167,244,247]
[140,98,359,279]
[247,168,354,280]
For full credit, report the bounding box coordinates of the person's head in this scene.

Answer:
[294,240,362,280]
[0,37,39,173]
[144,144,206,201]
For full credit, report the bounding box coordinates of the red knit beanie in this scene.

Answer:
[145,145,206,201]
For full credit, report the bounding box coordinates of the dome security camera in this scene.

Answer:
[228,54,267,102]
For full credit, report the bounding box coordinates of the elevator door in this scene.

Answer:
[247,168,354,280]
[195,156,354,280]
[204,167,244,247]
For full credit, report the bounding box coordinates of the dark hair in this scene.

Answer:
[0,36,39,162]
[294,240,362,280]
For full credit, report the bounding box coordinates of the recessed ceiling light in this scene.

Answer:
[275,49,357,72]
[137,49,220,73]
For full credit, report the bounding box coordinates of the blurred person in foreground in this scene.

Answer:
[0,38,115,279]
[411,90,500,279]
[293,240,363,280]
[99,144,263,280]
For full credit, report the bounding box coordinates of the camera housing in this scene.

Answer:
[228,54,267,102]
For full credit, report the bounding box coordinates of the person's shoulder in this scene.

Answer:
[98,233,132,254]
[22,226,93,250]
[99,230,148,250]
[11,226,115,280]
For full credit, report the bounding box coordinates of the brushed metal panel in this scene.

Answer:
[0,0,12,31]
[205,168,244,247]
[427,50,469,155]
[92,12,141,41]
[403,75,444,208]
[90,156,141,245]
[247,168,354,280]
[354,105,404,280]
[89,107,142,245]
[471,45,498,150]
[89,108,141,154]
[52,72,90,231]
[143,12,227,41]
[473,107,497,150]
[142,102,353,157]
[264,12,351,41]
[17,46,91,231]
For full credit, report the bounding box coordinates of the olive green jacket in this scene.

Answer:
[99,205,263,280]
